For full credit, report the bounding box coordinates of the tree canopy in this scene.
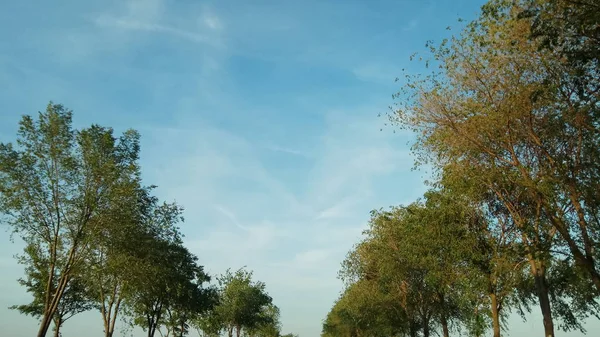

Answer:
[323,0,600,336]
[0,104,297,337]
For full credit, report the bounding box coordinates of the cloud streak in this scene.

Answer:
[93,15,218,45]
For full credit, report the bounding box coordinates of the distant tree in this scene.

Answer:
[210,268,276,337]
[245,303,281,337]
[322,279,404,337]
[126,204,213,337]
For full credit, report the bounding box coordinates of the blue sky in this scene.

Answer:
[0,1,598,336]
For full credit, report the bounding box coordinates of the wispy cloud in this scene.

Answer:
[212,204,251,231]
[263,144,311,158]
[93,15,219,45]
[201,7,223,31]
[403,18,420,32]
[315,196,362,220]
[137,105,420,292]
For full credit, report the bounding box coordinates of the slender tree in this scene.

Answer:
[0,103,144,337]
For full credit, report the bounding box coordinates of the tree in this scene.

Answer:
[336,185,538,337]
[0,103,144,337]
[322,279,404,337]
[245,303,281,337]
[84,186,159,337]
[210,268,276,337]
[11,243,93,337]
[127,203,213,337]
[339,205,454,337]
[390,0,600,335]
[437,167,536,337]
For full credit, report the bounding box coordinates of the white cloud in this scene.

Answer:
[135,105,419,301]
[93,15,217,45]
[212,204,250,231]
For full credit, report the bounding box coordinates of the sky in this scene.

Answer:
[0,1,598,337]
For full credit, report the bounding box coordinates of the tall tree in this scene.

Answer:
[0,103,143,337]
[79,127,146,337]
[323,279,405,337]
[438,167,535,337]
[390,0,600,334]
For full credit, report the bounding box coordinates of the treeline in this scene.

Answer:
[0,106,297,337]
[322,1,600,337]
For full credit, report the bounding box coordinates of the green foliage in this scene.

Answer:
[203,267,276,337]
[10,244,94,337]
[327,2,600,336]
[127,205,213,337]
[0,103,147,337]
[1,104,284,337]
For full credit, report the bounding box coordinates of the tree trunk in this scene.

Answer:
[148,308,162,337]
[409,321,418,337]
[179,320,185,337]
[53,318,62,337]
[490,293,501,337]
[440,312,449,337]
[235,325,241,337]
[38,309,55,337]
[37,265,72,337]
[422,314,430,337]
[534,270,554,337]
[423,323,430,337]
[227,326,233,337]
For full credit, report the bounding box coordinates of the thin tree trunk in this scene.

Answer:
[107,298,122,337]
[53,317,62,337]
[38,309,53,337]
[409,321,418,337]
[490,293,501,337]
[38,274,69,337]
[179,319,186,337]
[439,291,450,337]
[440,312,449,337]
[525,244,555,337]
[38,244,77,337]
[533,268,554,337]
[149,316,160,337]
[422,313,430,337]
